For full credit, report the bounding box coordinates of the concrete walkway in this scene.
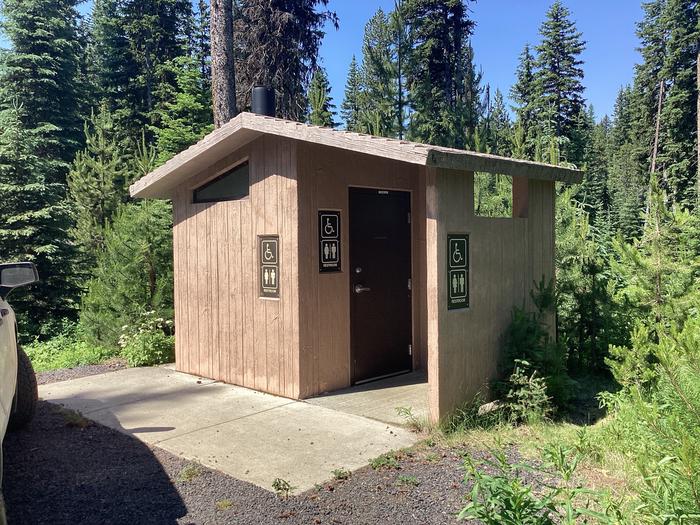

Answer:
[39,367,418,492]
[307,371,429,426]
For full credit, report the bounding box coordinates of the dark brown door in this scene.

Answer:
[349,188,412,384]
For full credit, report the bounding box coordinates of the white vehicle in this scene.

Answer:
[0,262,39,524]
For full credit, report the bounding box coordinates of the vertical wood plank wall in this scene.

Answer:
[172,135,300,398]
[297,142,426,398]
[426,168,555,420]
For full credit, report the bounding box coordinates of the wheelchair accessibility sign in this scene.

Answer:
[447,234,469,310]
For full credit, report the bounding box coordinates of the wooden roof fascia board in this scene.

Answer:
[130,112,583,199]
[130,118,260,198]
[426,150,583,184]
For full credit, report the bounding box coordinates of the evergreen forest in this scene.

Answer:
[1,0,699,521]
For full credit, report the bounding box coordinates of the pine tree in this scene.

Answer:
[341,56,363,132]
[307,67,336,127]
[234,0,338,121]
[0,102,80,336]
[510,43,537,159]
[0,0,84,185]
[655,0,699,205]
[487,89,512,156]
[68,108,131,263]
[463,41,484,146]
[612,177,700,325]
[404,0,476,148]
[80,200,174,347]
[91,0,195,138]
[152,55,214,162]
[579,114,612,225]
[359,8,398,137]
[533,0,586,161]
[193,0,211,91]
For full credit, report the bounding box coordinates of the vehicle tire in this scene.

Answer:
[0,490,6,525]
[7,346,37,431]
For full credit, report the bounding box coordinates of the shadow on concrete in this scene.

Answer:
[2,401,187,525]
[314,370,428,398]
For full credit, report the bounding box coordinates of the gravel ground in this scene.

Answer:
[3,401,472,524]
[36,359,127,385]
[3,366,542,524]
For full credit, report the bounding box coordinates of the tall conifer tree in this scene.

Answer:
[510,43,537,159]
[341,56,363,132]
[533,1,586,161]
[0,0,84,184]
[404,0,476,148]
[307,67,336,127]
[91,0,195,137]
[0,103,79,335]
[234,0,338,121]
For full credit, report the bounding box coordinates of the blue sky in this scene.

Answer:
[320,0,644,121]
[1,1,643,121]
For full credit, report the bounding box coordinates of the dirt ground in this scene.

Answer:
[1,365,483,524]
[3,401,475,524]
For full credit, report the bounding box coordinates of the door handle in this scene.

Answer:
[354,284,371,294]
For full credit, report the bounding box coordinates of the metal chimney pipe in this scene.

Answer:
[251,86,276,117]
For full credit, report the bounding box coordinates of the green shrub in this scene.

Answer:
[117,310,174,367]
[506,360,552,425]
[25,321,117,372]
[80,200,174,348]
[600,317,700,522]
[120,330,174,367]
[495,278,576,411]
[459,446,619,524]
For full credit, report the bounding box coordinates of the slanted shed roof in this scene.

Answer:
[130,112,583,198]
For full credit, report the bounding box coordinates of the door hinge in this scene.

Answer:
[407,278,412,291]
[407,212,411,224]
[408,344,412,356]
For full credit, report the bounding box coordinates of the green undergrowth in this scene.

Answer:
[25,322,118,372]
[24,314,175,372]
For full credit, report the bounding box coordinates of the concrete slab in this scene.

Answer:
[159,400,413,491]
[39,367,419,492]
[306,372,429,426]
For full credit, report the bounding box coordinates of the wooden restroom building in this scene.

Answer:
[130,110,581,422]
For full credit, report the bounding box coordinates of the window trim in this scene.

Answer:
[191,158,250,204]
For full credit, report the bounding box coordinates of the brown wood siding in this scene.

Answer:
[172,136,300,398]
[297,142,427,398]
[426,168,555,420]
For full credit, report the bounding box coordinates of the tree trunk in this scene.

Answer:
[211,0,237,128]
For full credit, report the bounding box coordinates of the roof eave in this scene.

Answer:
[427,150,583,184]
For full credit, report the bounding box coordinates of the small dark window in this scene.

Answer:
[193,161,249,203]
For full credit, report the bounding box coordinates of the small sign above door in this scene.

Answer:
[259,235,280,298]
[447,234,469,310]
[319,211,341,273]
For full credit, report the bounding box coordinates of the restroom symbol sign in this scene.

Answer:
[447,234,469,309]
[259,235,280,298]
[318,211,341,273]
[321,240,339,263]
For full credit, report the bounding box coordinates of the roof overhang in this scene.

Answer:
[130,112,583,199]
